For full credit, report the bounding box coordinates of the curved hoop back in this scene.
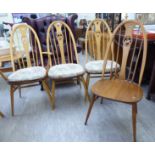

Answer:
[10,23,44,72]
[46,21,78,66]
[85,18,112,62]
[103,20,147,85]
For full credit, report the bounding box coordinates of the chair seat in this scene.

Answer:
[48,63,85,79]
[92,79,143,103]
[8,66,47,83]
[85,60,120,74]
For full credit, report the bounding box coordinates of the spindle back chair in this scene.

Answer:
[85,20,147,142]
[46,21,86,109]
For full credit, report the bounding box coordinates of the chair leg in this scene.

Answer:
[0,111,4,118]
[85,73,90,102]
[10,85,15,116]
[42,80,54,110]
[85,94,96,125]
[18,86,22,98]
[51,80,55,110]
[100,98,103,104]
[80,76,91,103]
[132,103,137,142]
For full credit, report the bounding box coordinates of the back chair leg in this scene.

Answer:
[132,103,137,142]
[51,80,55,110]
[80,76,91,103]
[42,80,53,110]
[10,85,15,116]
[85,94,96,125]
[100,98,103,104]
[18,86,22,98]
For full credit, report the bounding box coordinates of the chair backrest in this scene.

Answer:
[10,23,44,72]
[102,20,147,85]
[85,18,112,62]
[46,21,78,66]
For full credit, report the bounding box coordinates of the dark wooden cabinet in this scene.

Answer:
[95,13,121,31]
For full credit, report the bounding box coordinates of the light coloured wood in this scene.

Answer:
[84,19,112,102]
[0,23,52,116]
[46,21,79,66]
[46,21,86,109]
[92,79,143,103]
[85,20,148,142]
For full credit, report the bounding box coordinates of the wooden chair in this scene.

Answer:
[0,23,52,116]
[46,21,87,109]
[85,20,147,142]
[85,18,120,101]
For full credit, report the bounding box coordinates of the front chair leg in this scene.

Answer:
[42,80,54,110]
[85,94,96,125]
[80,76,91,103]
[132,103,137,142]
[10,85,15,116]
[18,85,22,98]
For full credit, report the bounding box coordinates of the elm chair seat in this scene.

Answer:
[48,63,85,80]
[85,60,120,74]
[8,66,47,83]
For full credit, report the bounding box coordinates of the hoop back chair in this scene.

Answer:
[0,23,52,116]
[85,20,147,142]
[46,21,86,109]
[84,18,120,101]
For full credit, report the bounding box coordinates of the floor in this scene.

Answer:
[0,53,155,142]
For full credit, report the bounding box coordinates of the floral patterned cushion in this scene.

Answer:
[85,60,120,74]
[48,63,85,79]
[8,66,47,82]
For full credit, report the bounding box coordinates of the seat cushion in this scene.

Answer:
[85,60,120,74]
[48,63,85,79]
[92,79,143,103]
[8,66,47,82]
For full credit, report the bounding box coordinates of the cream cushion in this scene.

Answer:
[48,63,85,79]
[8,66,46,82]
[85,60,120,74]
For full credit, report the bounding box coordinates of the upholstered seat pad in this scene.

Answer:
[85,60,120,74]
[8,66,47,82]
[48,63,85,79]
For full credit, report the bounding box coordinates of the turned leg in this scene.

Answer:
[42,80,53,110]
[18,85,22,98]
[10,85,15,116]
[85,94,96,125]
[85,73,90,102]
[80,76,91,103]
[100,98,103,104]
[51,80,55,110]
[132,103,137,142]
